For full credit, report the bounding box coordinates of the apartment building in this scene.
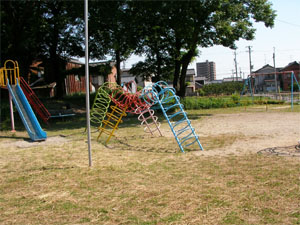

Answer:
[196,60,216,81]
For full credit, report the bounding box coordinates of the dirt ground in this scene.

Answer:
[193,112,300,156]
[1,111,299,157]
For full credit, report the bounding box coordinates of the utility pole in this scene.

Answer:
[239,67,242,80]
[247,46,253,75]
[247,46,254,94]
[234,50,238,81]
[273,47,278,95]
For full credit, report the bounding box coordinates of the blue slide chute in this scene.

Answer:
[7,81,47,141]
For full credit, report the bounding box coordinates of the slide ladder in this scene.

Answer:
[97,105,127,144]
[142,81,203,153]
[20,77,51,124]
[135,106,162,136]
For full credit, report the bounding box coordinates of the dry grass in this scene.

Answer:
[0,107,300,224]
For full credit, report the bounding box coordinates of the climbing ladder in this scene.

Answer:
[90,85,111,129]
[142,81,203,153]
[19,77,51,124]
[135,106,162,136]
[97,105,127,145]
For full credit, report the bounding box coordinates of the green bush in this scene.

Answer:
[231,93,240,104]
[181,96,240,110]
[201,82,243,96]
[197,89,205,96]
[240,99,252,106]
[266,99,285,104]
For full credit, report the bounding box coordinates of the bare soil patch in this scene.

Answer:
[193,112,300,156]
[1,136,69,149]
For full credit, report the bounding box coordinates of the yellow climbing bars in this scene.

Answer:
[97,105,127,145]
[0,60,20,87]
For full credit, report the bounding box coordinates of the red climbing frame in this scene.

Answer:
[20,77,51,124]
[109,85,149,114]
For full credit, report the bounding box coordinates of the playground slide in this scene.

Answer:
[20,77,51,124]
[7,82,47,141]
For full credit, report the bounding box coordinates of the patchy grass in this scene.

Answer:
[0,107,300,224]
[187,104,300,115]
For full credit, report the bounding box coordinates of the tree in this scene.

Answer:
[0,1,43,75]
[129,0,276,97]
[174,0,275,97]
[89,1,137,85]
[128,1,174,82]
[1,1,85,97]
[1,0,276,98]
[38,1,84,97]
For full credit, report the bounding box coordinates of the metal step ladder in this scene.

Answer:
[142,81,204,153]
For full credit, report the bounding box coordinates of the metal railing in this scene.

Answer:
[0,60,20,87]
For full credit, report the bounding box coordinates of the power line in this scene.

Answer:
[276,19,300,28]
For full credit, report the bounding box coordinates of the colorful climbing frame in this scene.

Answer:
[97,105,127,145]
[141,81,204,153]
[135,106,162,136]
[90,84,112,129]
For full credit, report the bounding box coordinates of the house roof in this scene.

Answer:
[280,61,300,71]
[68,58,84,65]
[186,68,195,75]
[223,77,243,82]
[252,64,283,75]
[89,60,115,67]
[253,64,274,73]
[121,68,132,77]
[195,77,207,81]
[195,82,203,88]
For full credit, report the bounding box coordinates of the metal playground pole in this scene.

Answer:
[85,0,92,167]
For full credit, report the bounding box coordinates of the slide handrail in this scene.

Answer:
[7,79,47,141]
[20,77,51,124]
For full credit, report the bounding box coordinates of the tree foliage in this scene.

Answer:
[89,1,137,85]
[1,0,84,97]
[0,1,43,74]
[1,0,276,98]
[129,0,276,97]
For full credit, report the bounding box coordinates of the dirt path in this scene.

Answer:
[193,112,300,156]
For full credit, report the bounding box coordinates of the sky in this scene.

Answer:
[125,0,300,80]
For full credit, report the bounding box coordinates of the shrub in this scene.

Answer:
[197,89,205,96]
[181,96,240,110]
[201,82,243,96]
[231,93,240,104]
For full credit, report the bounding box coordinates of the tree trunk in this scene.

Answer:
[173,37,182,92]
[173,60,181,92]
[178,60,188,97]
[116,49,121,85]
[156,48,162,82]
[46,57,64,98]
[178,51,194,97]
[43,3,65,98]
